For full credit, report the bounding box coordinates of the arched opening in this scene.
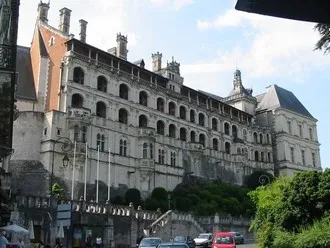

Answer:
[253,132,258,143]
[261,152,264,162]
[268,152,271,162]
[224,123,230,135]
[179,106,186,120]
[169,124,176,138]
[243,129,247,141]
[157,98,164,112]
[119,84,129,100]
[157,120,165,135]
[118,108,128,124]
[139,115,148,127]
[237,147,241,154]
[213,138,218,151]
[198,113,205,126]
[96,101,106,118]
[97,76,107,92]
[232,125,238,138]
[71,93,83,108]
[212,118,218,131]
[199,133,205,147]
[190,131,196,143]
[225,142,231,154]
[254,151,259,161]
[168,102,176,116]
[73,67,84,84]
[266,134,270,144]
[190,110,195,123]
[259,133,263,144]
[245,171,274,189]
[180,128,187,141]
[139,91,148,106]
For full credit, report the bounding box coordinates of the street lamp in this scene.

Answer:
[62,154,70,168]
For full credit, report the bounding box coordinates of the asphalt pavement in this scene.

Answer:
[238,241,256,248]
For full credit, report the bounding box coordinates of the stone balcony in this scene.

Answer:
[67,107,91,123]
[138,127,156,139]
[139,158,154,170]
[185,142,204,152]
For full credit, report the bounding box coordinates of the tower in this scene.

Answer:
[37,1,50,24]
[59,7,72,34]
[116,33,128,60]
[151,52,162,72]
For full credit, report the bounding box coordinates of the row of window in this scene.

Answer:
[287,121,314,141]
[290,147,316,167]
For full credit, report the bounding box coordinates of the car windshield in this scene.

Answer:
[158,245,187,248]
[174,236,187,242]
[197,235,209,239]
[140,239,162,246]
[214,236,234,244]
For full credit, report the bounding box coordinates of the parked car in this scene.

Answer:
[229,232,244,244]
[157,242,189,248]
[194,233,213,248]
[138,237,163,248]
[212,232,236,248]
[173,236,195,248]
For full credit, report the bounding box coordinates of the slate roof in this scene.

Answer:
[15,46,37,101]
[257,84,314,119]
[198,90,224,102]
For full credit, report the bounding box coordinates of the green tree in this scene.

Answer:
[52,183,66,202]
[314,23,330,54]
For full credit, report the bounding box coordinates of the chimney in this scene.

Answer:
[59,7,72,35]
[37,1,50,24]
[151,52,162,72]
[79,19,88,43]
[116,33,128,60]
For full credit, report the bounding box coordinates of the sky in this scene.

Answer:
[18,0,330,168]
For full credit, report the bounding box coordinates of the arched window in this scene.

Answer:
[268,152,271,162]
[260,134,263,144]
[266,134,270,144]
[190,131,196,143]
[73,67,84,84]
[212,118,218,131]
[190,110,195,123]
[254,151,259,161]
[232,125,238,138]
[150,143,153,159]
[199,133,205,147]
[96,101,106,118]
[253,132,258,143]
[142,143,148,158]
[97,76,107,92]
[120,139,127,156]
[243,129,247,141]
[139,115,148,127]
[81,126,87,143]
[119,84,129,100]
[118,108,128,124]
[224,123,230,135]
[139,91,148,106]
[180,128,187,141]
[74,125,79,141]
[168,102,176,116]
[71,94,83,108]
[261,151,264,162]
[179,106,186,120]
[225,142,231,154]
[157,98,165,112]
[158,149,165,164]
[237,147,241,154]
[213,138,218,151]
[169,124,176,138]
[198,113,205,126]
[101,135,105,151]
[157,120,165,135]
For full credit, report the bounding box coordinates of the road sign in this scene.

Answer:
[57,203,72,227]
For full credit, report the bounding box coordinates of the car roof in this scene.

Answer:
[159,243,189,246]
[142,237,162,239]
[198,233,212,235]
[214,232,233,236]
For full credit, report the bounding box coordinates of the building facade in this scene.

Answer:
[11,2,321,199]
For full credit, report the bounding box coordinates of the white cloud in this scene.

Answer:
[150,0,194,11]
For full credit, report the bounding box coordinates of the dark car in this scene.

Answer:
[157,242,189,248]
[173,236,195,248]
[138,237,163,248]
[229,232,244,244]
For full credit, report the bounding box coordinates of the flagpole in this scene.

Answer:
[84,142,88,201]
[71,141,77,201]
[96,145,100,203]
[107,148,111,201]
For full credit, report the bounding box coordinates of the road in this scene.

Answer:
[238,242,256,248]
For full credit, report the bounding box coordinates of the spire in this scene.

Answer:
[233,69,242,89]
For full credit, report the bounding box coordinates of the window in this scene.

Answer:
[44,128,47,135]
[97,76,107,92]
[225,142,231,154]
[120,139,127,156]
[212,118,218,131]
[224,123,230,135]
[179,106,186,120]
[57,128,61,136]
[312,152,316,167]
[150,143,153,159]
[139,115,148,127]
[96,101,106,118]
[199,134,205,147]
[168,102,176,116]
[301,150,305,165]
[170,152,176,166]
[261,152,264,162]
[299,125,303,137]
[254,151,259,161]
[259,134,263,144]
[101,135,105,151]
[253,132,258,143]
[119,84,129,100]
[143,143,148,158]
[96,134,101,148]
[232,125,238,138]
[266,133,270,144]
[287,121,292,134]
[71,94,83,108]
[180,128,187,141]
[158,149,165,164]
[81,126,87,143]
[74,125,79,141]
[118,108,128,124]
[157,98,164,112]
[243,129,247,141]
[73,67,84,84]
[157,121,165,135]
[309,128,313,140]
[237,147,241,154]
[213,138,218,151]
[290,147,295,163]
[190,131,196,143]
[198,113,205,126]
[169,124,176,138]
[268,152,271,162]
[139,91,148,106]
[190,110,195,123]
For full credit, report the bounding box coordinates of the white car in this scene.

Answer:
[194,233,213,248]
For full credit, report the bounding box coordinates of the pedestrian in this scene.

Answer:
[96,236,102,248]
[54,238,62,248]
[86,234,92,248]
[0,231,8,248]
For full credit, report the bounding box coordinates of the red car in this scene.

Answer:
[212,232,236,248]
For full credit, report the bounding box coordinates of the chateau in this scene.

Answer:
[11,2,321,198]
